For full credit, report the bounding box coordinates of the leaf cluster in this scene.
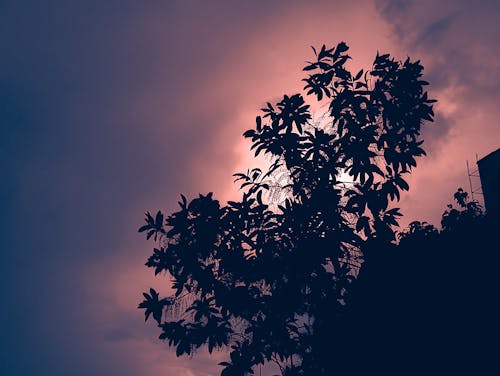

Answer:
[138,42,436,375]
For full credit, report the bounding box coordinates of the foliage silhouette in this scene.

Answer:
[138,42,439,375]
[359,189,497,375]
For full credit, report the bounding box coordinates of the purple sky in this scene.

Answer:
[1,1,499,375]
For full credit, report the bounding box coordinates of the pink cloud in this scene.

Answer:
[66,1,499,375]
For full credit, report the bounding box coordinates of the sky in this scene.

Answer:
[1,1,499,375]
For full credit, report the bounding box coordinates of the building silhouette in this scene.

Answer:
[477,148,500,217]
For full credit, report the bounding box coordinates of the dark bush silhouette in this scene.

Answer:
[348,189,497,375]
[138,42,439,375]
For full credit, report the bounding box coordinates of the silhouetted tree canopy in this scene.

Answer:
[137,42,444,375]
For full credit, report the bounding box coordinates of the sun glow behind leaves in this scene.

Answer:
[230,108,355,209]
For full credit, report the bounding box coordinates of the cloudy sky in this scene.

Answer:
[1,1,499,375]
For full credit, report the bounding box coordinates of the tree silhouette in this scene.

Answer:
[138,42,437,375]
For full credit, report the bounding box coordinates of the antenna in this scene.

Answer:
[466,155,483,202]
